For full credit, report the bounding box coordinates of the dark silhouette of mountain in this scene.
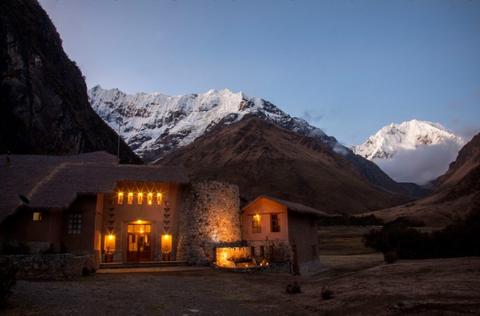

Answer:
[0,0,140,163]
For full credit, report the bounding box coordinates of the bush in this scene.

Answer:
[285,281,302,294]
[383,251,398,264]
[321,286,334,300]
[1,241,30,255]
[363,209,480,260]
[384,216,425,228]
[0,261,17,306]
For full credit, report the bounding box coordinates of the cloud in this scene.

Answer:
[373,140,463,185]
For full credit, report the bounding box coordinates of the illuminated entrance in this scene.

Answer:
[127,223,152,262]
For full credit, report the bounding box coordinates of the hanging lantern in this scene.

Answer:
[147,193,153,205]
[117,192,124,204]
[156,192,163,205]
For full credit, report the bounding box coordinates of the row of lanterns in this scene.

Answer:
[117,192,163,205]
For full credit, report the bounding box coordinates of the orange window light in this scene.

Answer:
[127,192,134,204]
[161,234,172,254]
[137,192,143,204]
[147,193,153,205]
[117,192,124,204]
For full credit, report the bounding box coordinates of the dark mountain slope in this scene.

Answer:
[158,117,410,214]
[0,0,139,163]
[373,133,480,226]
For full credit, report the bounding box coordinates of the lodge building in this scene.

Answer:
[0,152,333,275]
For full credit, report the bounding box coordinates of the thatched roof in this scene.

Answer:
[242,195,339,218]
[0,152,188,222]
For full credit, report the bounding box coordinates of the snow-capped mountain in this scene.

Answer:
[88,85,338,161]
[352,120,465,184]
[352,120,464,160]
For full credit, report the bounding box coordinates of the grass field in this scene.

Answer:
[318,225,380,256]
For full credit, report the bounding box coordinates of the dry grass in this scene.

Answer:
[3,257,480,316]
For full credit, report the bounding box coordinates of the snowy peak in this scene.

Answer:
[88,86,335,161]
[352,119,464,160]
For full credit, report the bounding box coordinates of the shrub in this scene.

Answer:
[383,251,398,264]
[286,281,302,294]
[363,209,480,260]
[0,261,17,306]
[1,241,30,255]
[321,286,334,300]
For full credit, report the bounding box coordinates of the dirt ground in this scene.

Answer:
[3,256,480,316]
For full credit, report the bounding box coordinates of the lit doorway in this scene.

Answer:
[127,223,152,262]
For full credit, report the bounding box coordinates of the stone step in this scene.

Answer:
[99,260,188,269]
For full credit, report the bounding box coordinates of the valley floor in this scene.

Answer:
[3,256,480,316]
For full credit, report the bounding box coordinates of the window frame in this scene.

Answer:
[270,213,280,232]
[252,214,261,234]
[67,213,83,235]
[32,212,42,222]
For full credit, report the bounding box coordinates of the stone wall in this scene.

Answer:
[0,254,97,280]
[176,181,241,264]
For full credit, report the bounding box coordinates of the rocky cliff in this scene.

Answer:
[0,0,140,163]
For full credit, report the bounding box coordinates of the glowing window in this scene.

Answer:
[147,193,153,205]
[104,234,116,252]
[161,234,172,254]
[127,192,134,204]
[252,214,261,233]
[117,192,124,204]
[32,212,42,221]
[137,192,143,204]
[156,192,163,205]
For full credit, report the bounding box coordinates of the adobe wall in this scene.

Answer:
[242,197,289,241]
[176,181,241,265]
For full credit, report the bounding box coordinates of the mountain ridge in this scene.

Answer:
[352,119,464,160]
[156,116,411,214]
[372,133,480,226]
[88,85,338,162]
[0,0,140,163]
[89,85,428,199]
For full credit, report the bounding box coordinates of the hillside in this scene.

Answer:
[372,133,480,226]
[157,117,410,214]
[0,0,140,163]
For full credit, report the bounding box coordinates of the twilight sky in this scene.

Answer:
[39,0,480,146]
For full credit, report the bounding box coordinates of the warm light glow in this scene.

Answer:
[252,214,262,233]
[127,192,134,204]
[156,192,163,205]
[137,192,143,204]
[32,212,42,221]
[161,234,172,254]
[147,193,153,205]
[136,219,144,224]
[117,192,124,204]
[104,234,116,251]
[215,247,254,268]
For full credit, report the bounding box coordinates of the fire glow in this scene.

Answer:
[215,247,263,269]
